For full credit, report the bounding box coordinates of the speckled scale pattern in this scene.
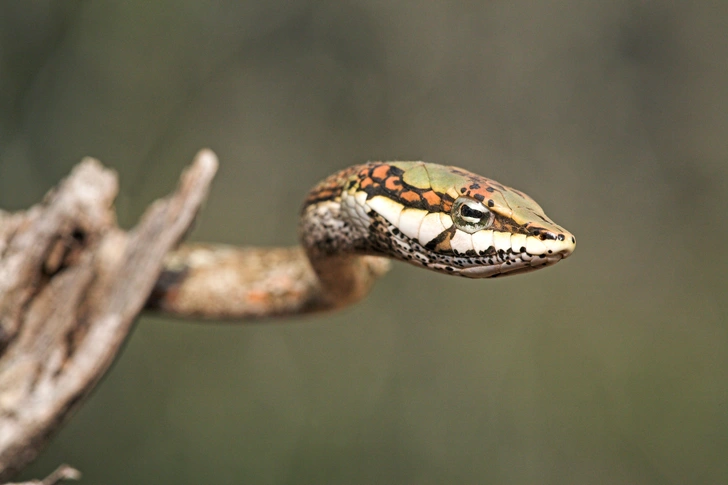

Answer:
[300,161,575,278]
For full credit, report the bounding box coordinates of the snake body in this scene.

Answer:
[152,160,575,318]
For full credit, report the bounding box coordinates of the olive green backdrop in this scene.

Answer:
[2,2,727,484]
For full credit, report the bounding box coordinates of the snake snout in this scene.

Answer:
[533,228,576,260]
[552,232,576,259]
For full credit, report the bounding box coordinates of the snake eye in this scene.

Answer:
[451,197,494,234]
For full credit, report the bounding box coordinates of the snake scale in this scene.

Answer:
[152,160,575,319]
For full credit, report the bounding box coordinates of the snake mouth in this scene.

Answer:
[497,258,560,277]
[459,253,564,278]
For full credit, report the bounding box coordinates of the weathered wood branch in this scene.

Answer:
[0,151,218,481]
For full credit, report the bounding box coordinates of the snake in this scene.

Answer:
[150,160,575,319]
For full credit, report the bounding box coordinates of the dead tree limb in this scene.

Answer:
[0,150,218,481]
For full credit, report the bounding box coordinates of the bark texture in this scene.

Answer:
[0,150,218,481]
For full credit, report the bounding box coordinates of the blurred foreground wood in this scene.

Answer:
[4,465,80,485]
[0,151,218,482]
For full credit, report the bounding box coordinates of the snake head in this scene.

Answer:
[302,161,575,278]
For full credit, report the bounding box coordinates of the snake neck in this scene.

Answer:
[299,190,389,308]
[299,197,369,257]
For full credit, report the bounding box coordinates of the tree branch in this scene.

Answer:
[0,150,218,481]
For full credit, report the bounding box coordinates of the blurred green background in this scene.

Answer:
[3,1,727,484]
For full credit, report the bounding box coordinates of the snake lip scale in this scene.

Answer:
[300,161,575,297]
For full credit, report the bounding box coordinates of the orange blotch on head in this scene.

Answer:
[384,176,402,191]
[422,190,441,207]
[371,164,391,181]
[442,199,453,212]
[360,177,373,188]
[401,191,421,204]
